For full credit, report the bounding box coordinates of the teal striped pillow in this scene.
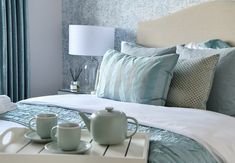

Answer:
[96,49,179,105]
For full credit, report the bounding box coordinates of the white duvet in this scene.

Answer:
[10,94,235,162]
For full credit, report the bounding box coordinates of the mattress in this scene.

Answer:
[1,94,235,162]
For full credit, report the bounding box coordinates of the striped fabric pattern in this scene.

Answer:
[96,49,179,105]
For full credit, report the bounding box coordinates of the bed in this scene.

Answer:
[1,1,235,163]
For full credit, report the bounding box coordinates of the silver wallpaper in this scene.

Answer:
[62,0,209,90]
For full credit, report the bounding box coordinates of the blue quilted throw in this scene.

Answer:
[0,103,217,163]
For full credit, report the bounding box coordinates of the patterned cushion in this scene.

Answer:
[166,54,219,109]
[96,49,179,105]
[121,41,176,56]
[177,46,235,115]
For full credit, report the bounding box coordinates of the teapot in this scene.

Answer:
[79,107,139,145]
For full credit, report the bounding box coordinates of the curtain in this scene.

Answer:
[0,0,29,102]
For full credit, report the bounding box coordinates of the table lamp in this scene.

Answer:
[69,25,115,93]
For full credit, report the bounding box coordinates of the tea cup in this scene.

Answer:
[51,122,81,151]
[28,113,58,139]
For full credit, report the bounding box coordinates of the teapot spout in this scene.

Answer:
[79,112,91,132]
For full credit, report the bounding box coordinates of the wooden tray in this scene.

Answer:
[0,127,149,163]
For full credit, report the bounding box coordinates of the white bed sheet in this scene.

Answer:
[10,94,235,163]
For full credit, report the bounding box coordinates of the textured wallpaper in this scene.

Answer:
[62,0,209,90]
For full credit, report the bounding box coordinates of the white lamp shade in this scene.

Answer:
[69,25,115,56]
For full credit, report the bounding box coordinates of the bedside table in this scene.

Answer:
[57,89,84,95]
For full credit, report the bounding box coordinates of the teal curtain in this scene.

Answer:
[0,0,29,102]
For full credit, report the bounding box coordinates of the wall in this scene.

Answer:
[28,0,63,97]
[62,0,209,90]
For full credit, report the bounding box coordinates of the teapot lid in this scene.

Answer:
[96,107,124,117]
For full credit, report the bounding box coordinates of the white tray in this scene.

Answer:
[0,127,149,163]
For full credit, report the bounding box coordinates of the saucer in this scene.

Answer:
[45,141,91,154]
[24,131,52,143]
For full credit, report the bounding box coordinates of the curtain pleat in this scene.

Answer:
[0,0,29,102]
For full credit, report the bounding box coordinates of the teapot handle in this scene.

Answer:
[126,117,139,138]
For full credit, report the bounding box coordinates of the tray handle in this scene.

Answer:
[0,127,28,150]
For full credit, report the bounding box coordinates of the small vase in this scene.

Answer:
[70,81,80,92]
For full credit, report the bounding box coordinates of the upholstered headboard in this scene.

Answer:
[137,1,235,47]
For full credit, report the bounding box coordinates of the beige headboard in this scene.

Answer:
[137,1,235,47]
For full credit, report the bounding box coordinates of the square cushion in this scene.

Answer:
[177,46,235,115]
[166,54,219,109]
